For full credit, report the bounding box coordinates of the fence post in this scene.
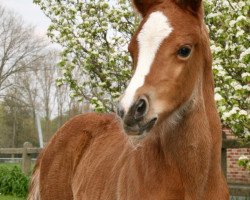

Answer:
[221,132,227,180]
[221,148,227,179]
[22,142,33,175]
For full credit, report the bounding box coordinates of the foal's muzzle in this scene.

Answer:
[117,96,157,135]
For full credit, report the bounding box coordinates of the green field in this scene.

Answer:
[0,195,25,200]
[0,162,34,174]
[0,163,21,169]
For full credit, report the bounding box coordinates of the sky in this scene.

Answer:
[0,0,50,37]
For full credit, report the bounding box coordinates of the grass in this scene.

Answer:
[0,163,21,170]
[0,195,25,200]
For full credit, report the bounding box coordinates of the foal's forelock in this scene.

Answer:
[120,11,173,113]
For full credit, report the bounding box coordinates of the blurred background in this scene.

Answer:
[0,0,249,199]
[0,0,89,149]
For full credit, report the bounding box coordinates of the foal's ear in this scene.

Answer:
[132,0,164,16]
[175,0,202,12]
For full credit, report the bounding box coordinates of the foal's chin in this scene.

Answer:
[123,117,158,136]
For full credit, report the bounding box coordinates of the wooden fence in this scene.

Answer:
[0,139,249,197]
[0,142,42,175]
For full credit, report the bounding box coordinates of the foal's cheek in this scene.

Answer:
[151,92,177,116]
[157,61,184,82]
[173,65,184,78]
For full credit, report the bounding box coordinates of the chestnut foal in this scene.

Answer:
[29,0,229,199]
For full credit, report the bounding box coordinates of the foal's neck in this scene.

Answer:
[137,98,213,198]
[143,86,211,159]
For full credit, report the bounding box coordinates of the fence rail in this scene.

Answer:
[229,184,250,196]
[222,139,250,149]
[0,139,250,196]
[0,147,41,154]
[0,142,42,175]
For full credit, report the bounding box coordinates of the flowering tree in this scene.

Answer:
[34,0,249,140]
[34,0,138,112]
[205,0,249,141]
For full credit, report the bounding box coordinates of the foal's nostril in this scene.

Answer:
[134,98,147,119]
[117,105,125,119]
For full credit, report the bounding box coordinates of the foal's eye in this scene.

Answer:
[177,46,192,58]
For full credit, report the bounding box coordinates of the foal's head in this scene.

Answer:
[118,0,211,134]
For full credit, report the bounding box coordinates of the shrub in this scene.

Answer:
[0,165,29,197]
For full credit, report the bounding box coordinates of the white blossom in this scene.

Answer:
[240,48,250,60]
[236,16,246,22]
[239,155,248,161]
[238,1,246,8]
[239,110,248,116]
[236,30,244,37]
[242,72,250,78]
[228,107,239,115]
[229,20,236,27]
[210,45,222,53]
[223,112,232,119]
[234,84,243,90]
[215,93,223,101]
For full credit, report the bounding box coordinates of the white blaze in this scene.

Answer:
[121,11,173,113]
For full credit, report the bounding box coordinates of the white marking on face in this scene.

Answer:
[120,11,173,113]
